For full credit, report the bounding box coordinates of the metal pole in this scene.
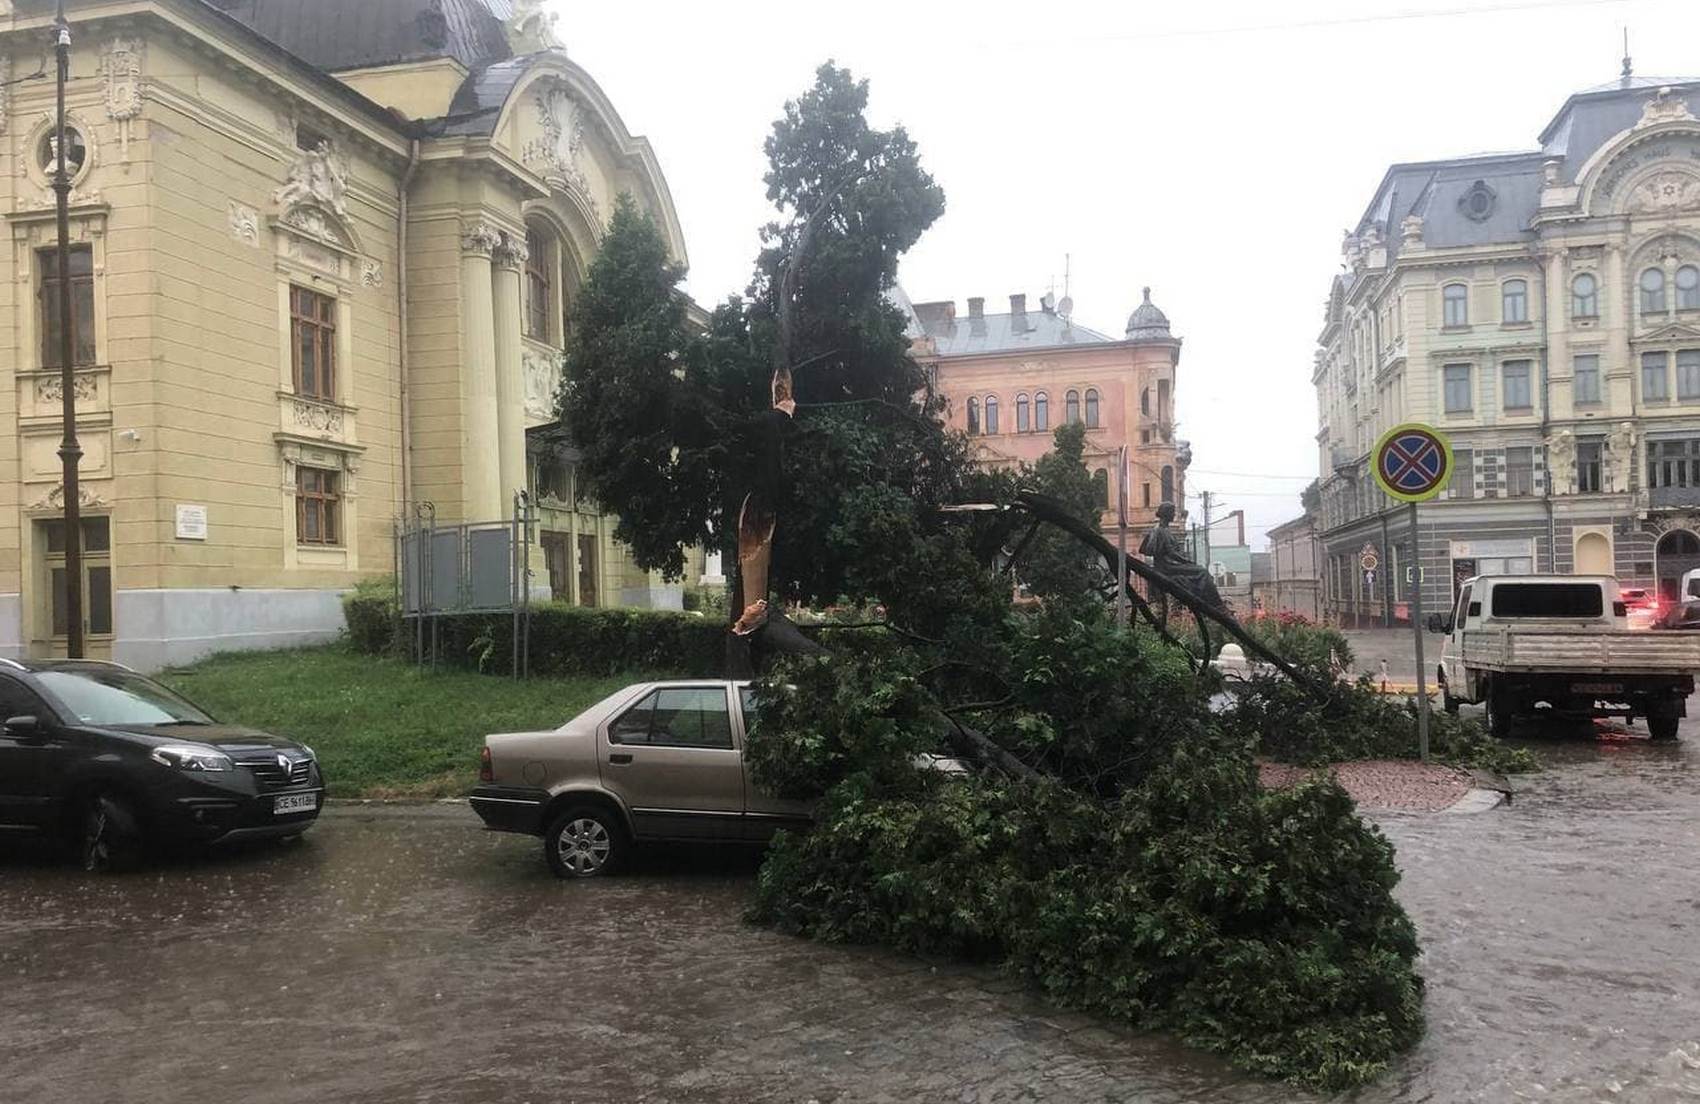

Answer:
[52,0,85,658]
[1409,499,1431,761]
[512,492,521,681]
[1115,445,1128,628]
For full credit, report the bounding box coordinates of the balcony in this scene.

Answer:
[1650,484,1700,510]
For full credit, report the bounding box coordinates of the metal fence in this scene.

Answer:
[395,493,537,677]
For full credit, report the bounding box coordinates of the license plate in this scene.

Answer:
[1571,682,1622,694]
[273,793,318,815]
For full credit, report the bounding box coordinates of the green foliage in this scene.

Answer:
[1014,422,1106,603]
[160,646,634,798]
[1240,613,1353,674]
[681,585,731,622]
[342,600,724,679]
[1301,478,1322,515]
[341,579,400,657]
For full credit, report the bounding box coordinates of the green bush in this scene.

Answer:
[344,599,726,679]
[341,578,401,657]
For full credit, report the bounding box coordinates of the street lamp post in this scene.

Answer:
[52,0,85,658]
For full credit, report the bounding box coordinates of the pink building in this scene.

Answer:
[896,288,1187,533]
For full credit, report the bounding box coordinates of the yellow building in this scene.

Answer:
[1,0,693,668]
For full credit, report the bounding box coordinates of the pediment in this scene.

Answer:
[1640,320,1700,343]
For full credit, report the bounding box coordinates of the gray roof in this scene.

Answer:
[203,0,514,72]
[905,304,1119,357]
[1124,287,1171,341]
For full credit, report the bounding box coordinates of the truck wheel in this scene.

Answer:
[1647,712,1681,742]
[1485,686,1513,739]
[544,805,626,879]
[1442,689,1460,715]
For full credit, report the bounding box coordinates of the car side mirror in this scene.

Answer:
[4,715,42,739]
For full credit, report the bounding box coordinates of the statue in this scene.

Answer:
[275,140,348,220]
[1546,428,1577,495]
[506,0,563,53]
[1139,502,1223,608]
[1607,421,1637,493]
[43,133,83,178]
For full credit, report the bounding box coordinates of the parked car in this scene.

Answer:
[1620,587,1662,631]
[1428,575,1700,740]
[0,658,324,871]
[472,679,962,878]
[1658,600,1700,631]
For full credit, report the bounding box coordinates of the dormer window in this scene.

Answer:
[1459,180,1496,222]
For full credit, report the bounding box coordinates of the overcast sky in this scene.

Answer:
[554,0,1700,547]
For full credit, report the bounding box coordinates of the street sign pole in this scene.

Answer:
[1409,499,1430,761]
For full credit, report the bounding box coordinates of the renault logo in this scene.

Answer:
[277,753,291,772]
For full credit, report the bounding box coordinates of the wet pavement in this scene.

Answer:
[5,719,1700,1103]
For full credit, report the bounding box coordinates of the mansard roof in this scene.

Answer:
[203,0,513,73]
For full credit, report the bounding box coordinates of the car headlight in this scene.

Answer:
[301,744,316,761]
[150,745,236,772]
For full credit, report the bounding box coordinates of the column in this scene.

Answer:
[492,234,527,506]
[460,222,502,521]
[1605,241,1631,415]
[1542,248,1570,417]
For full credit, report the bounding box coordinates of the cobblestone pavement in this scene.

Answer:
[6,725,1700,1103]
[1258,758,1473,810]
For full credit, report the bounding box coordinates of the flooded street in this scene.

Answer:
[3,722,1700,1103]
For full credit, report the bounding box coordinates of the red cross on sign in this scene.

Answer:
[1372,423,1453,503]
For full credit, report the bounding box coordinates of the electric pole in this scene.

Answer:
[1200,490,1213,580]
[53,0,85,659]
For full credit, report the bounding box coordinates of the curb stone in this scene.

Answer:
[1441,788,1506,815]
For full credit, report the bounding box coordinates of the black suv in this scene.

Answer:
[0,658,324,871]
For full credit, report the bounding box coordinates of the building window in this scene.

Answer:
[984,395,1000,434]
[1140,388,1150,416]
[39,244,95,368]
[1084,388,1100,428]
[1648,438,1700,489]
[1160,465,1174,504]
[1016,393,1030,432]
[1641,268,1667,315]
[1502,360,1532,410]
[1577,439,1603,492]
[296,467,341,545]
[1442,283,1468,327]
[1443,364,1472,413]
[1679,265,1700,310]
[1572,273,1598,318]
[45,517,112,637]
[1449,447,1473,499]
[966,396,979,435]
[1574,354,1601,404]
[1142,483,1151,507]
[1065,389,1081,424]
[1680,350,1700,400]
[1502,279,1528,323]
[1093,468,1109,510]
[524,227,552,341]
[1643,351,1670,401]
[1504,447,1534,497]
[289,285,337,401]
[1034,391,1049,431]
[1140,429,1152,444]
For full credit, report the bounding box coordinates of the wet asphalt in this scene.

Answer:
[3,714,1700,1103]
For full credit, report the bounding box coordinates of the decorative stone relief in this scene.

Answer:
[28,483,109,513]
[1546,428,1577,496]
[1626,170,1700,214]
[229,201,259,246]
[493,233,529,271]
[506,0,564,53]
[99,37,144,159]
[292,399,345,435]
[523,348,564,420]
[1458,179,1497,222]
[523,85,597,217]
[461,221,503,256]
[275,141,349,220]
[0,55,10,137]
[1607,421,1637,494]
[279,204,351,251]
[1400,214,1424,247]
[1638,86,1696,129]
[36,375,99,405]
[361,259,383,287]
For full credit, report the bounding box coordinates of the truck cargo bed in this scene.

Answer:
[1461,627,1700,673]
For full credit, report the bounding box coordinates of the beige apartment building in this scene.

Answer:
[0,0,692,668]
[896,288,1189,535]
[1314,72,1700,625]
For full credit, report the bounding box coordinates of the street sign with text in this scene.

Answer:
[1372,423,1453,503]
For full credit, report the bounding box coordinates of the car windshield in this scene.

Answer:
[34,669,215,726]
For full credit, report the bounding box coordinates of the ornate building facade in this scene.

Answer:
[1314,73,1700,625]
[0,0,690,667]
[896,287,1188,536]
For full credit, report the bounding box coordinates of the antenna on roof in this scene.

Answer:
[1057,253,1074,321]
[1621,27,1633,84]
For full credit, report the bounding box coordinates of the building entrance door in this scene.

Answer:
[38,516,113,659]
[576,533,598,607]
[540,532,570,602]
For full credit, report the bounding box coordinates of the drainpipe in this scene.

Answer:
[397,138,421,515]
[1538,252,1557,572]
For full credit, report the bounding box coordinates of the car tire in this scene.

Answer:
[82,793,143,874]
[544,805,626,879]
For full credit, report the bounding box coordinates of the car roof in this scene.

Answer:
[0,657,136,675]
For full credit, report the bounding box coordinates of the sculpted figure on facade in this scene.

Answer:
[1637,85,1696,128]
[275,140,349,220]
[506,0,563,53]
[1545,428,1577,495]
[1608,421,1638,494]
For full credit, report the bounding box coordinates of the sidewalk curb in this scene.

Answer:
[326,797,470,809]
[1441,788,1506,815]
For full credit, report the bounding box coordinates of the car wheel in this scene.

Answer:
[82,794,143,874]
[544,806,625,879]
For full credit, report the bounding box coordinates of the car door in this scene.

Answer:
[598,684,746,841]
[733,684,814,842]
[0,676,58,830]
[1442,582,1474,695]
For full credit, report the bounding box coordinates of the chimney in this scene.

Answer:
[967,296,984,319]
[1009,293,1026,317]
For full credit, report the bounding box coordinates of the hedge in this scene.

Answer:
[341,593,726,678]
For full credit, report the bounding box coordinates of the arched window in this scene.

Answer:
[1502,279,1527,323]
[1160,465,1175,504]
[1065,389,1081,424]
[966,396,979,435]
[1677,265,1699,310]
[1093,468,1109,510]
[1572,272,1598,319]
[1034,391,1049,431]
[1015,393,1030,432]
[1443,283,1468,327]
[985,395,999,434]
[524,225,553,341]
[1084,388,1101,428]
[1140,387,1150,416]
[1641,268,1667,314]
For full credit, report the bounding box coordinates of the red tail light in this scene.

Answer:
[479,745,493,783]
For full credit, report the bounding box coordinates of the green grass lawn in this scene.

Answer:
[158,646,642,799]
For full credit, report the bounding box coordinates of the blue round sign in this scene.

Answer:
[1372,423,1452,503]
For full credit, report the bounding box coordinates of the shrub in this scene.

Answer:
[341,578,401,656]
